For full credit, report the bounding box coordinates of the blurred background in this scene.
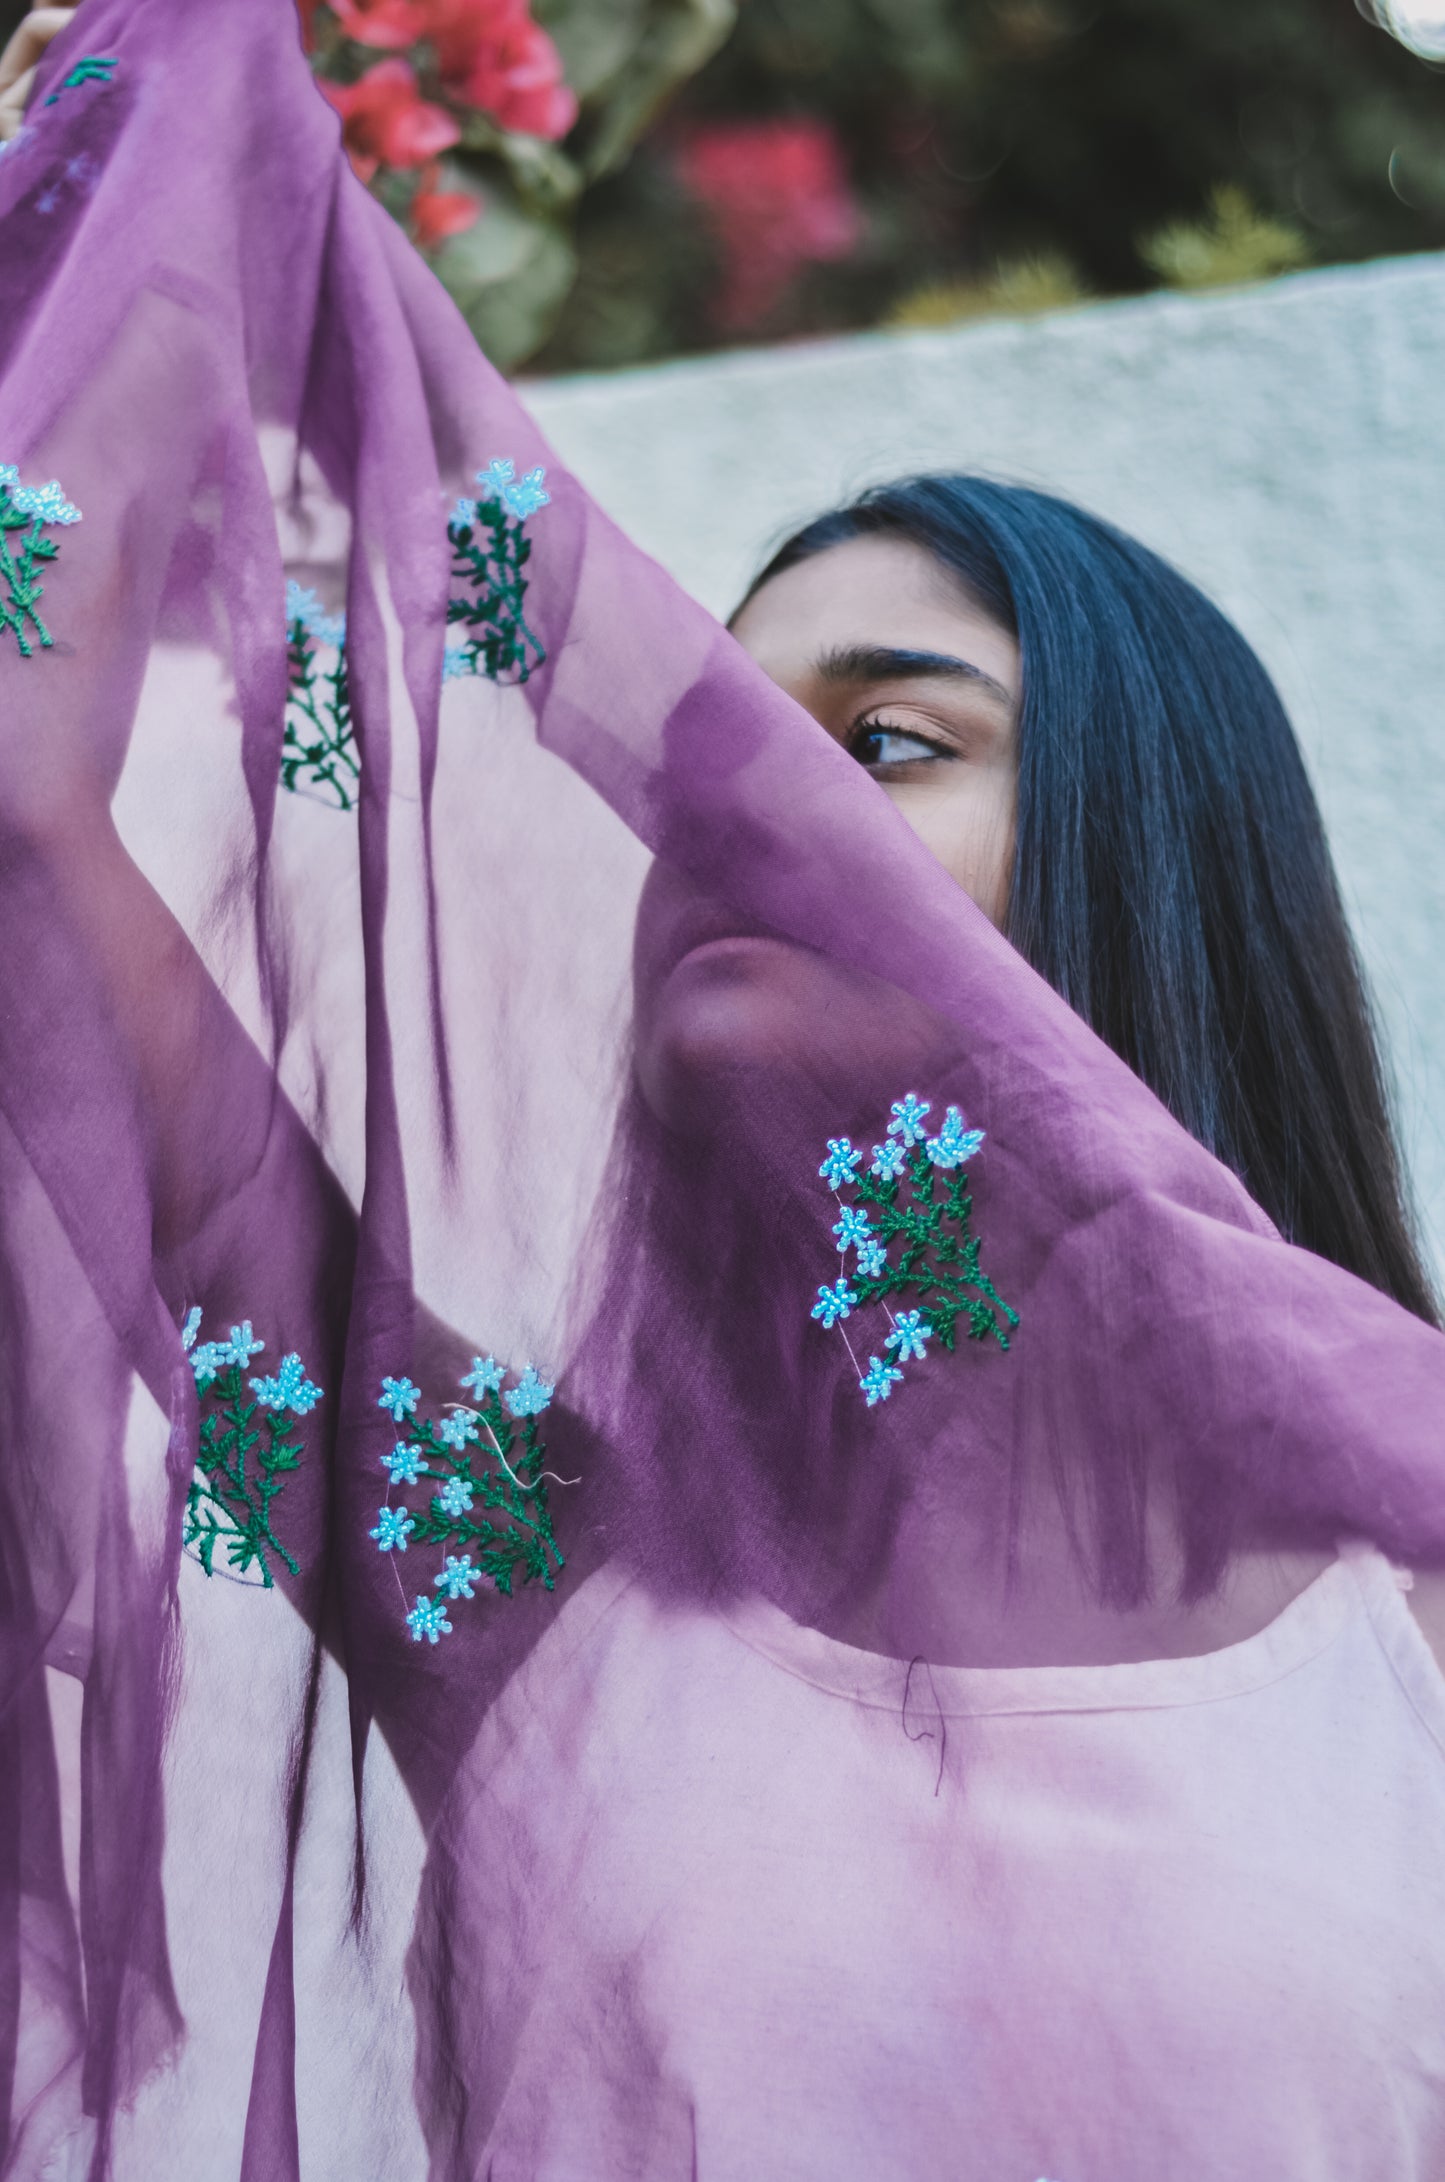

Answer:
[235,0,1445,374]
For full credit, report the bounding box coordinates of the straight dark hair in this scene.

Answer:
[743,475,1438,1325]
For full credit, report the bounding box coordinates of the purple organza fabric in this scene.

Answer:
[2,1,1444,2175]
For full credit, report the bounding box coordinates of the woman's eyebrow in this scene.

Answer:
[814,643,1013,708]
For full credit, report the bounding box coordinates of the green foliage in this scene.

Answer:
[537,0,1445,370]
[1140,184,1310,290]
[887,250,1089,329]
[185,1361,303,1588]
[430,182,579,375]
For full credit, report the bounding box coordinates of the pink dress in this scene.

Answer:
[424,1543,1445,2179]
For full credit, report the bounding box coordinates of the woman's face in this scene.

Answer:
[729,534,1020,926]
[632,532,1021,1133]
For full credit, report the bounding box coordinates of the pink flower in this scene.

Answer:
[324,0,433,47]
[321,58,460,180]
[449,9,577,140]
[675,117,861,330]
[411,161,483,246]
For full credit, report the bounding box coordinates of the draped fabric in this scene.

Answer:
[2,1,1443,2175]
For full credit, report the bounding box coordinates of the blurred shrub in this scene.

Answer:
[304,0,735,368]
[886,251,1090,329]
[531,0,1445,372]
[1140,184,1311,289]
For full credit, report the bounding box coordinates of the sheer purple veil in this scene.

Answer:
[2,0,1443,2172]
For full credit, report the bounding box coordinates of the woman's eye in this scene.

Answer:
[849,720,950,770]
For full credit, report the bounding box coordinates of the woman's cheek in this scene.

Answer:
[885,778,1015,929]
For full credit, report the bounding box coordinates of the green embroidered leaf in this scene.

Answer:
[282,613,359,810]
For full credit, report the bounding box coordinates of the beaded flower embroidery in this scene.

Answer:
[0,465,81,657]
[282,582,357,808]
[811,1093,1018,1404]
[281,454,548,806]
[370,1354,565,1642]
[443,457,548,684]
[181,1307,322,1585]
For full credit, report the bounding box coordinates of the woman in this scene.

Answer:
[4,1,1444,2175]
[404,485,1445,2180]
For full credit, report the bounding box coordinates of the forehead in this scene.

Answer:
[732,533,1017,690]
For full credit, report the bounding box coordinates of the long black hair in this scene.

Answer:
[742,475,1438,1325]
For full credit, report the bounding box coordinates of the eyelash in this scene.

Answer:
[846,714,953,771]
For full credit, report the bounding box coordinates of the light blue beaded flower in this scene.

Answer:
[406,1593,453,1644]
[250,1352,323,1416]
[11,480,82,526]
[461,1354,505,1398]
[370,1506,416,1553]
[435,1553,481,1601]
[870,1139,907,1180]
[284,580,346,648]
[382,1441,424,1486]
[477,456,549,517]
[925,1104,986,1171]
[435,1409,478,1451]
[887,1093,932,1147]
[884,1310,931,1364]
[832,1206,874,1254]
[811,1279,858,1329]
[442,637,473,681]
[859,1356,905,1406]
[179,1307,318,1585]
[819,1138,863,1189]
[436,1474,475,1519]
[505,1365,554,1419]
[855,1237,889,1279]
[449,496,478,529]
[378,1376,421,1422]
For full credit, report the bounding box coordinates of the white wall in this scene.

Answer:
[524,255,1445,1275]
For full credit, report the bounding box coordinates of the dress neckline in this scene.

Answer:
[718,1544,1400,1720]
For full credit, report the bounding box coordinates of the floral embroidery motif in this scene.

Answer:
[812,1093,1018,1403]
[0,464,81,657]
[282,580,357,808]
[181,1307,321,1585]
[281,454,548,805]
[443,457,547,684]
[370,1355,565,1640]
[43,55,119,106]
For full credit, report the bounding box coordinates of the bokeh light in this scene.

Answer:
[1367,0,1445,60]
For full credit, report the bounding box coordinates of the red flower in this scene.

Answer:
[675,118,861,330]
[411,161,483,246]
[322,58,460,180]
[325,0,440,49]
[448,9,577,140]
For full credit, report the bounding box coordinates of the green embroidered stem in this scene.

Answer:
[184,1360,303,1587]
[44,56,119,105]
[849,1148,1018,1353]
[394,1396,563,1600]
[282,613,359,809]
[0,504,58,657]
[445,485,546,685]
